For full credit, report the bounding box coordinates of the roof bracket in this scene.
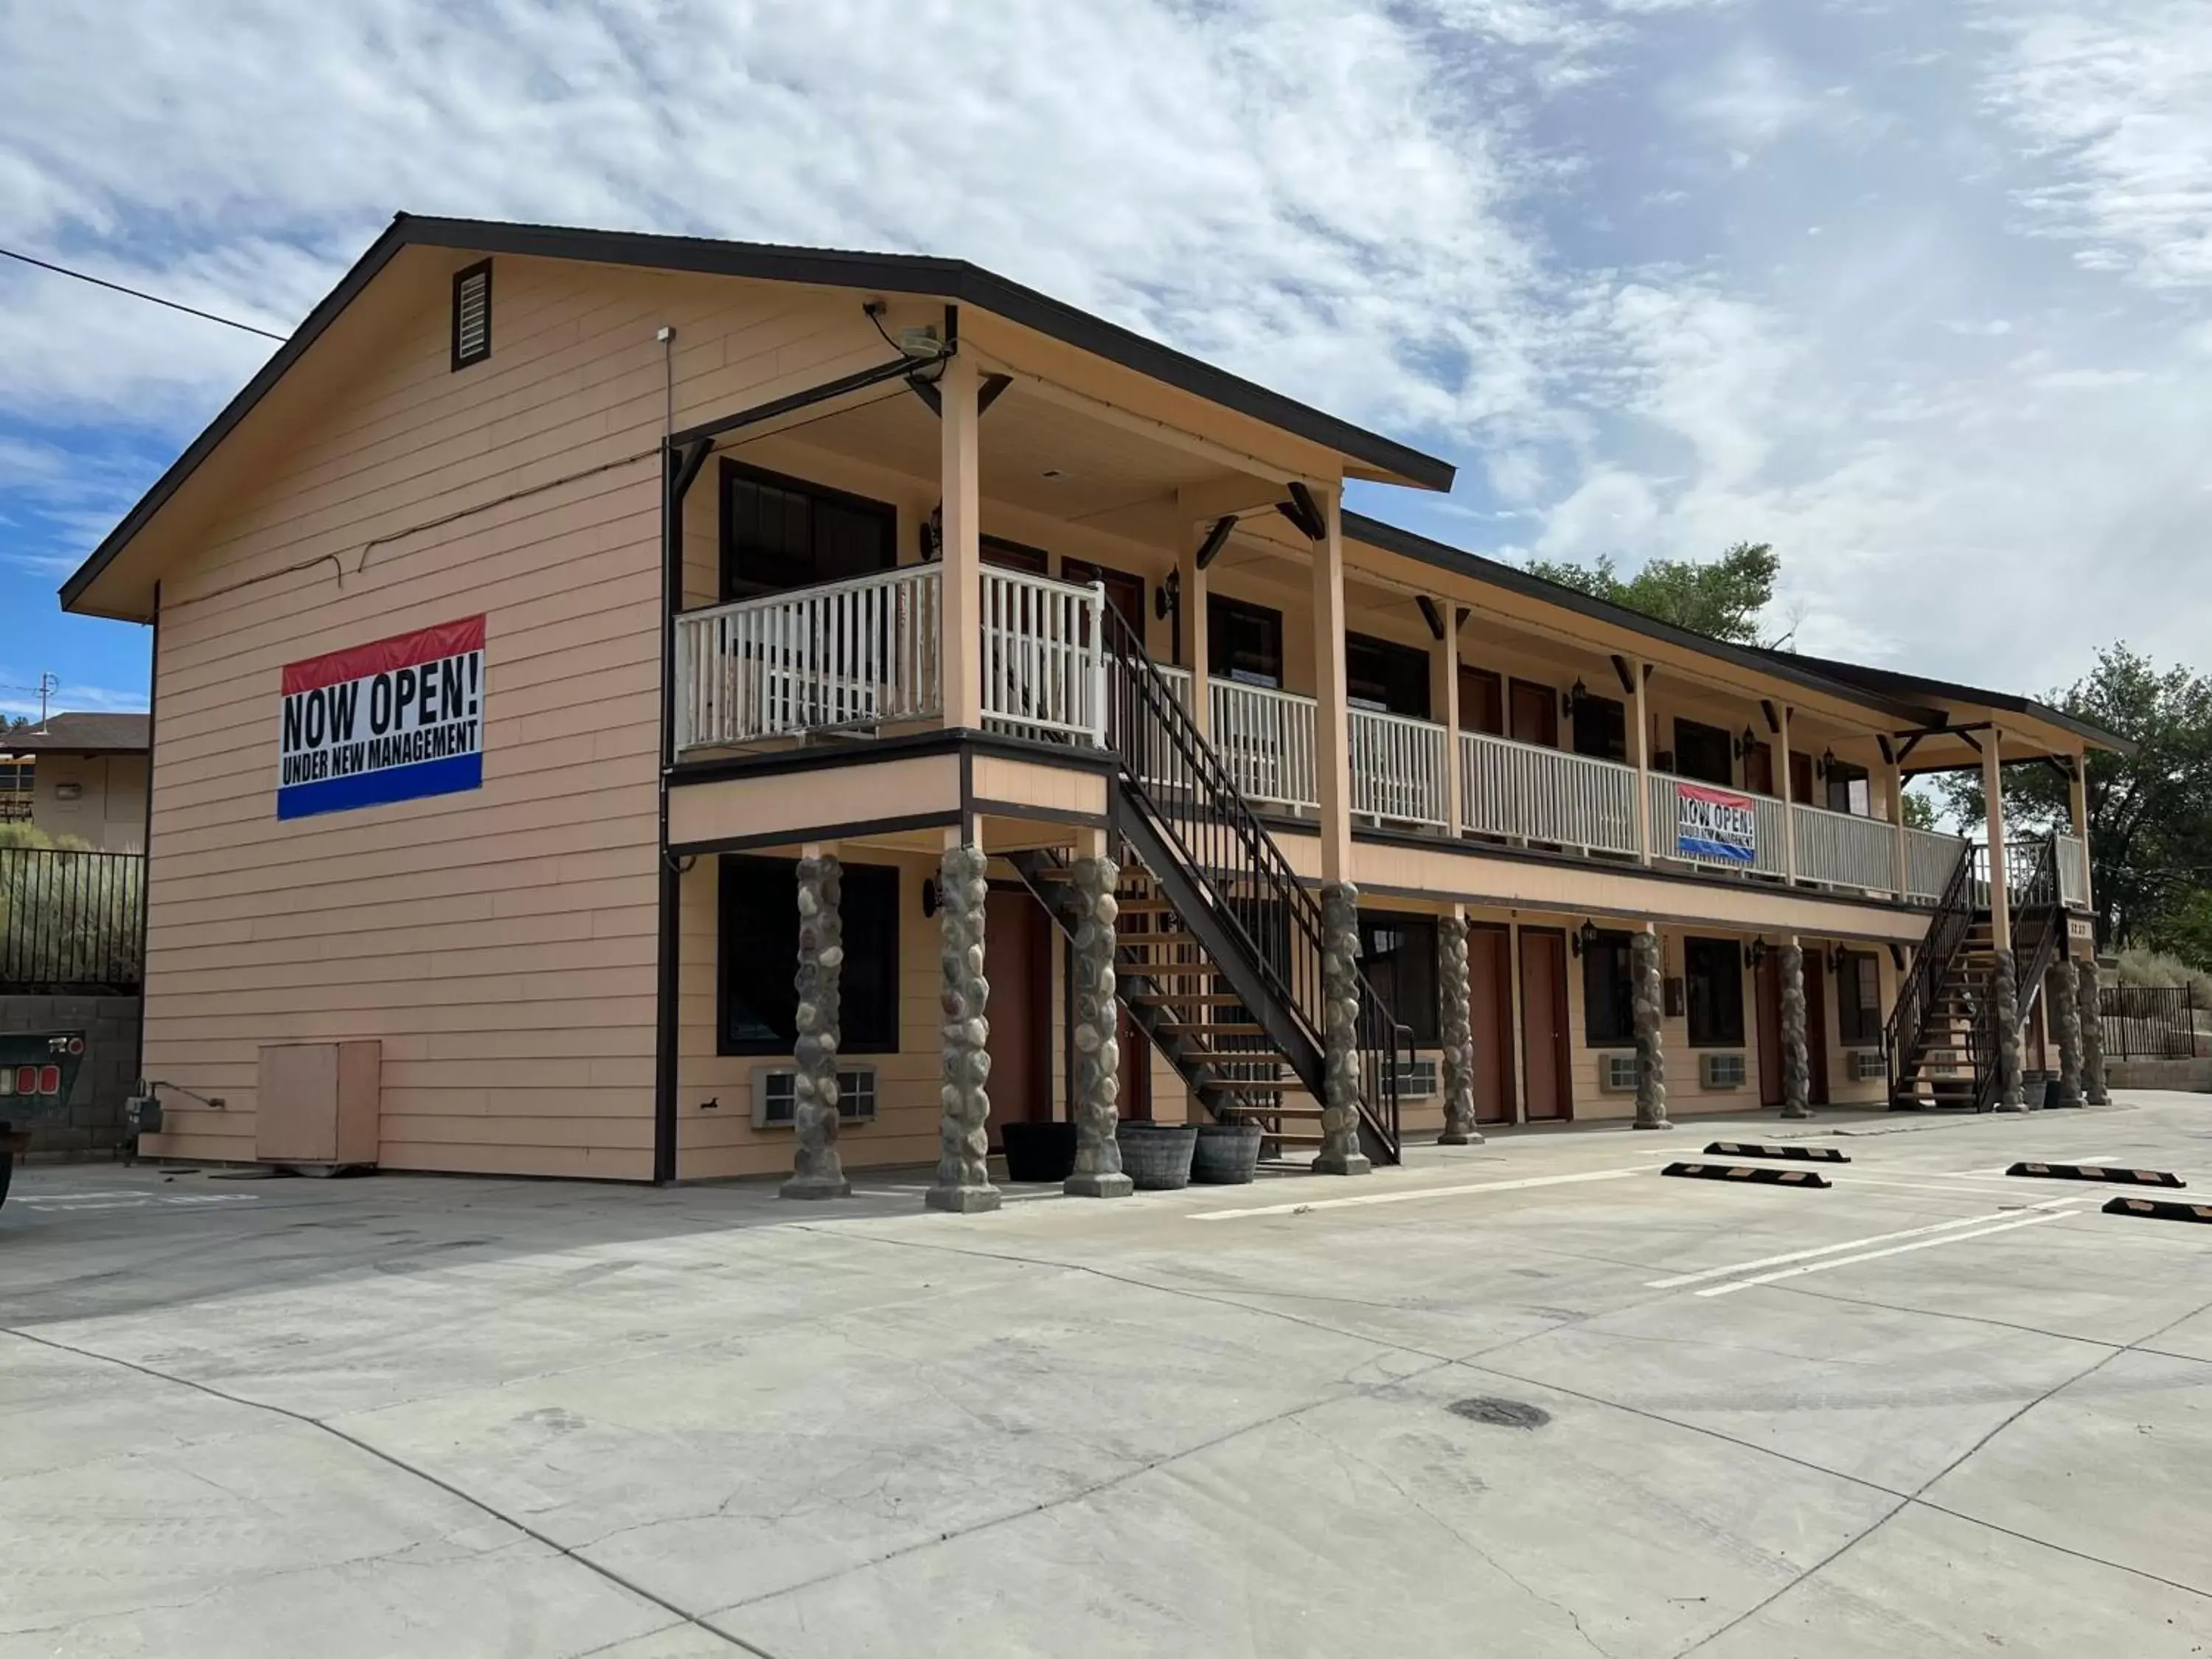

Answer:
[667,437,712,509]
[1195,515,1236,571]
[1877,735,1894,765]
[1418,597,1447,641]
[1761,700,1781,734]
[1276,481,1326,541]
[1610,654,1634,696]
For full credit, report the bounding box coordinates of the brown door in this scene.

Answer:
[1518,928,1572,1121]
[1060,557,1146,635]
[984,890,1050,1144]
[1743,742,1774,796]
[1756,951,1784,1105]
[1469,923,1516,1124]
[1804,949,1831,1105]
[1510,679,1558,747]
[1789,751,1815,807]
[1117,1008,1152,1121]
[981,536,1049,574]
[1459,667,1504,736]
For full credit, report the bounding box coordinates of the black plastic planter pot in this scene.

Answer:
[1118,1121,1199,1190]
[1000,1121,1079,1184]
[1191,1121,1264,1185]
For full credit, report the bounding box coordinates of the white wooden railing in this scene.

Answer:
[1905,827,1966,902]
[1461,730,1638,856]
[1209,679,1319,812]
[980,567,1105,744]
[2056,833,2090,911]
[1647,773,1790,877]
[1792,800,1901,894]
[674,565,941,751]
[1350,709,1449,827]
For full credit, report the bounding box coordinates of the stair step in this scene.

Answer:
[1116,931,1203,950]
[1130,991,1251,1006]
[1113,897,1177,914]
[1206,1076,1296,1093]
[1152,1018,1267,1035]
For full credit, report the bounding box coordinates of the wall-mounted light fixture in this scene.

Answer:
[1828,942,1851,975]
[921,878,939,918]
[1817,747,1837,779]
[1155,568,1180,622]
[1571,917,1601,957]
[1742,937,1769,970]
[1561,678,1587,719]
[1733,724,1760,760]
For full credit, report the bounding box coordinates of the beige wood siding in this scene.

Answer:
[137,255,886,1179]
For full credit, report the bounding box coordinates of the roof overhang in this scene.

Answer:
[61,215,1455,619]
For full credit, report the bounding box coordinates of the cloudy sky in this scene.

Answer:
[2,0,2206,720]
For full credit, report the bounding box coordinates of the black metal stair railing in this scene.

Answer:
[1091,605,1402,1164]
[1887,835,1976,1099]
[1960,837,2065,1112]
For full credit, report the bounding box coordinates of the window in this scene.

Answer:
[1674,719,1735,786]
[1825,760,1871,816]
[720,460,897,602]
[1684,936,1745,1046]
[1208,597,1284,687]
[1357,911,1439,1044]
[451,260,492,370]
[1837,950,1882,1046]
[719,857,900,1054]
[1345,633,1430,719]
[1572,693,1627,762]
[1582,931,1635,1046]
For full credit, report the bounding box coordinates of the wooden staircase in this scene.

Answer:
[1891,841,2065,1110]
[1012,854,1336,1164]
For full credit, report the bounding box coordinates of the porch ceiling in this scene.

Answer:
[786,378,1230,524]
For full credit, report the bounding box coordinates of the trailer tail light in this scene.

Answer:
[11,1065,33,1096]
[39,1065,61,1095]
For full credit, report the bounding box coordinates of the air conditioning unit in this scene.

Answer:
[1699,1052,1748,1090]
[1848,1049,1887,1082]
[1395,1056,1439,1099]
[1599,1053,1638,1092]
[751,1064,878,1129]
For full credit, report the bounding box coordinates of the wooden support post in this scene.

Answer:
[1888,758,1910,900]
[1178,522,1211,737]
[1310,485,1354,885]
[939,350,983,728]
[1984,731,2011,954]
[1778,705,1798,882]
[1434,598,1461,836]
[1632,662,1652,864]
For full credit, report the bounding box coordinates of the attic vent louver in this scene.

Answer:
[451,260,492,369]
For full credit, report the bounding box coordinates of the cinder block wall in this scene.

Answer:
[0,994,142,1155]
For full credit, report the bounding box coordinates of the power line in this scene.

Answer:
[0,246,288,341]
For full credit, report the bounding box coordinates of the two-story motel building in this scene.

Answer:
[61,218,2125,1200]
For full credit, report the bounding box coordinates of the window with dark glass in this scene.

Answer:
[720,857,899,1054]
[1357,911,1439,1044]
[1582,931,1635,1046]
[1684,936,1746,1046]
[720,459,897,602]
[1673,719,1735,786]
[1344,633,1430,719]
[1208,596,1284,686]
[1825,760,1871,816]
[1572,693,1627,762]
[1837,950,1882,1045]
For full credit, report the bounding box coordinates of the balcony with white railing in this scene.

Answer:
[675,564,1106,753]
[1791,798,1902,895]
[2056,832,2091,911]
[1350,707,1450,829]
[1461,731,1639,858]
[1208,678,1320,814]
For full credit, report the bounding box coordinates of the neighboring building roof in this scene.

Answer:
[1745,649,2135,757]
[1342,512,1947,729]
[3,712,151,754]
[60,214,1457,612]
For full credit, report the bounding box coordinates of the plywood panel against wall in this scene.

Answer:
[136,255,889,1178]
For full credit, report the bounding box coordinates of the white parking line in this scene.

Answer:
[1645,1195,2092,1290]
[1695,1211,2070,1297]
[1189,1164,1649,1221]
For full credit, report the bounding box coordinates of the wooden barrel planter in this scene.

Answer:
[1191,1121,1264,1184]
[1117,1121,1198,1190]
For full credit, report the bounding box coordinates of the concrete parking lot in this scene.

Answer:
[4,1094,2209,1659]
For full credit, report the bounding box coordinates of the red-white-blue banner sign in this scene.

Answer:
[1674,780,1756,864]
[277,616,485,821]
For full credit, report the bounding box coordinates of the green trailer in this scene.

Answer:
[0,1031,87,1210]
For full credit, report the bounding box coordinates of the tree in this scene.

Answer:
[1901,789,1939,831]
[1525,541,1783,646]
[1935,644,2212,950]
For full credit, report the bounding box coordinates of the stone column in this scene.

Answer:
[1065,855,1133,1197]
[1632,928,1670,1130]
[2048,959,2083,1108]
[782,852,852,1200]
[927,843,1000,1212]
[1779,941,1812,1119]
[1438,914,1480,1144]
[1991,947,2025,1111]
[1312,882,1371,1175]
[2079,956,2110,1105]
